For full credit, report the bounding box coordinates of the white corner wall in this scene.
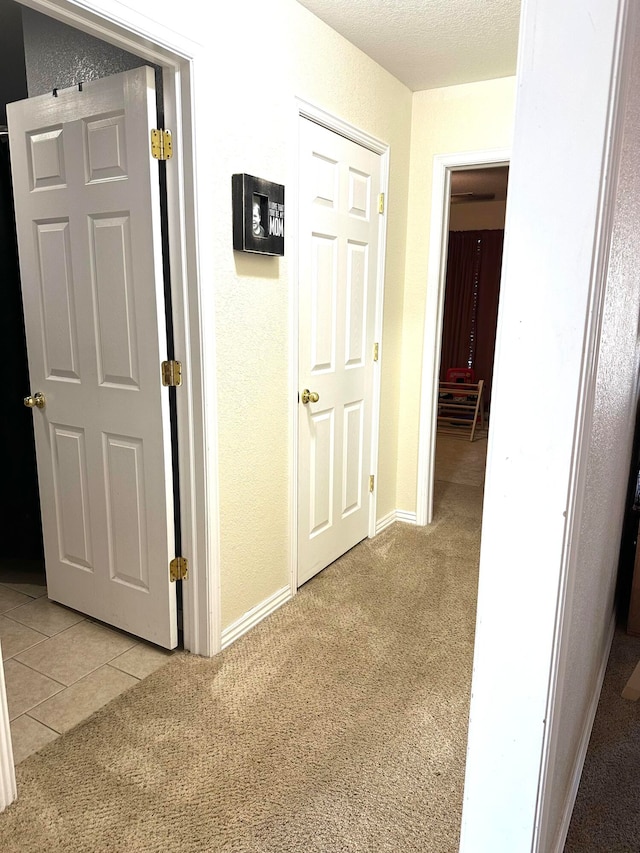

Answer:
[460,0,631,850]
[537,1,640,847]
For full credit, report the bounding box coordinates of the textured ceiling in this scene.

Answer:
[295,0,521,91]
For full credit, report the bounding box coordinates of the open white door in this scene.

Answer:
[297,117,382,586]
[7,67,177,648]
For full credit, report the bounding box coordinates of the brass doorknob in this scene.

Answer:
[301,389,319,404]
[24,392,46,409]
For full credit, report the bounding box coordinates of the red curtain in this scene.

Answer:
[439,229,504,409]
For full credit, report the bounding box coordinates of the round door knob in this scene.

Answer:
[24,392,46,409]
[301,389,319,404]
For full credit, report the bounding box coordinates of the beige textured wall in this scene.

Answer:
[201,0,412,626]
[396,78,516,512]
[449,199,507,230]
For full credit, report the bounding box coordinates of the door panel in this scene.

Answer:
[90,213,139,387]
[298,118,381,586]
[345,241,368,366]
[342,401,364,517]
[51,424,92,569]
[8,67,177,648]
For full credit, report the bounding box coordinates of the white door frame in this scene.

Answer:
[289,99,389,593]
[415,148,511,526]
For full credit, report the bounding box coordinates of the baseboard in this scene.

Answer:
[550,612,616,853]
[396,510,418,525]
[375,509,418,535]
[375,510,396,534]
[220,586,292,651]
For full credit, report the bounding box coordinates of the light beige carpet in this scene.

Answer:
[0,479,483,852]
[564,628,640,852]
[434,433,488,489]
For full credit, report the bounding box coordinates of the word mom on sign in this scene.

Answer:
[268,200,284,237]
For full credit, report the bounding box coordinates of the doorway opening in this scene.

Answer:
[2,5,184,645]
[416,149,510,527]
[0,0,215,788]
[0,0,215,660]
[433,165,508,514]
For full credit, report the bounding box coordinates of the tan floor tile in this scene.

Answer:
[7,597,85,637]
[0,581,48,599]
[28,665,138,734]
[15,620,137,685]
[110,643,173,679]
[0,586,32,614]
[0,561,47,599]
[10,714,59,764]
[0,616,48,660]
[3,659,65,720]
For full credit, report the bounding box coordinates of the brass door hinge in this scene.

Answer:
[369,475,375,493]
[161,360,182,387]
[373,342,379,362]
[151,128,173,160]
[170,556,188,582]
[378,193,385,214]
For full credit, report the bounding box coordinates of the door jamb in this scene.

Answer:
[415,148,511,526]
[289,99,389,593]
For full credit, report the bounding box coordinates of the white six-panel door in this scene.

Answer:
[7,67,177,648]
[298,117,381,586]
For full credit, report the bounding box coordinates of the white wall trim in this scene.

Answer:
[375,509,418,534]
[0,643,16,814]
[13,0,221,659]
[289,98,390,594]
[375,510,397,534]
[396,510,418,525]
[296,100,391,156]
[220,587,292,651]
[415,148,510,528]
[548,613,616,853]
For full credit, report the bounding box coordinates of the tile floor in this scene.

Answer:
[0,563,173,765]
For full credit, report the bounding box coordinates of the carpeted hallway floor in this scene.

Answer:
[0,435,485,852]
[564,627,640,852]
[3,428,636,851]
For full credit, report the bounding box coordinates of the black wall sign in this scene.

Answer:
[232,173,285,256]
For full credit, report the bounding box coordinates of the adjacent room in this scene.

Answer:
[434,165,507,501]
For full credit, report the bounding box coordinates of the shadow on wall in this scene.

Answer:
[234,252,282,280]
[0,1,27,123]
[21,6,163,112]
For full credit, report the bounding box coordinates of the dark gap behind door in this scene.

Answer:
[0,4,44,566]
[155,71,184,645]
[0,133,44,564]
